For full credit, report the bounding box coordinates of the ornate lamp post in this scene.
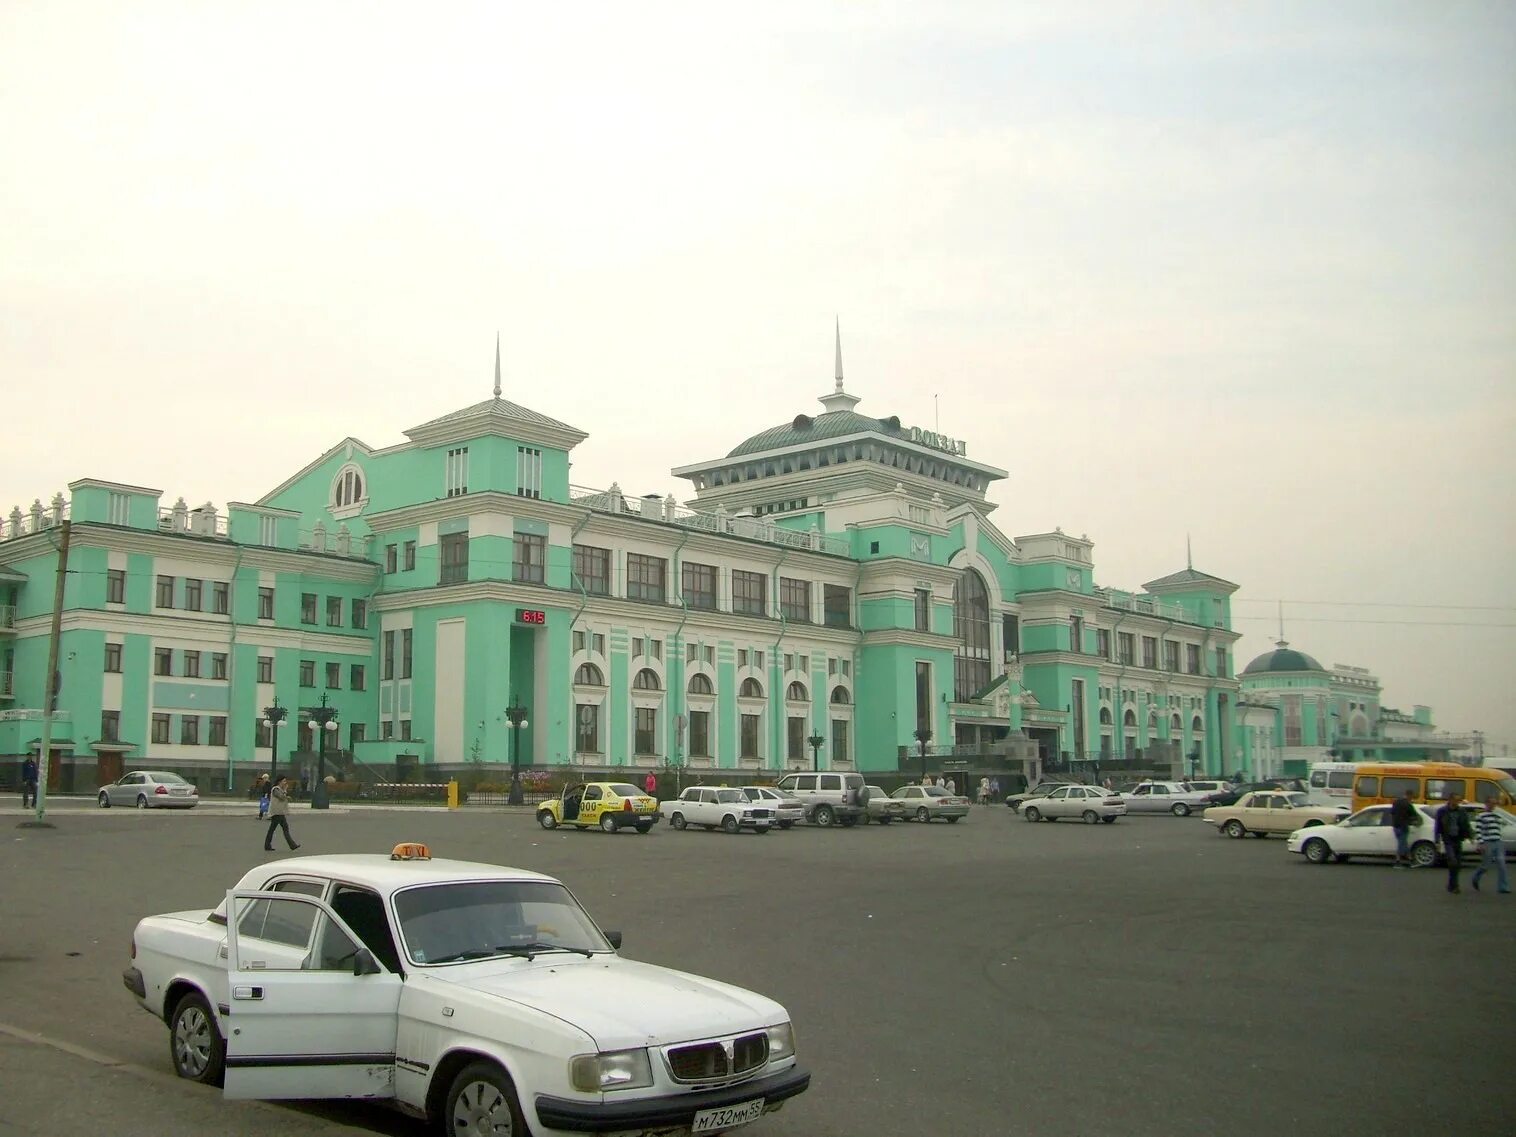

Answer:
[505,697,529,805]
[913,727,932,784]
[807,729,826,772]
[306,693,339,810]
[261,697,288,785]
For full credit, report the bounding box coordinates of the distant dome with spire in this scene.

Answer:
[1241,640,1325,675]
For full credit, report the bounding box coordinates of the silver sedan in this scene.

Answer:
[1021,784,1126,824]
[890,785,972,823]
[98,771,200,809]
[741,785,805,829]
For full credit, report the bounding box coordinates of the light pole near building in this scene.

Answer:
[261,697,288,785]
[307,693,339,810]
[914,727,932,784]
[807,730,826,772]
[505,697,529,805]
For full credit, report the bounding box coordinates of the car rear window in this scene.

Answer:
[606,784,642,797]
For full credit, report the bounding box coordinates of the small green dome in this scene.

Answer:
[727,410,904,457]
[1242,642,1325,675]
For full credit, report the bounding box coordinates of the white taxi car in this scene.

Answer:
[122,844,809,1136]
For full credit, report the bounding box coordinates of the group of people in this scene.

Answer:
[918,774,1003,804]
[1389,787,1508,894]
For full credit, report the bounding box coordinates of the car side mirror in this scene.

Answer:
[604,930,623,950]
[353,948,382,976]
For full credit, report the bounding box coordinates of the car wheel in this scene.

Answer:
[536,810,557,830]
[915,807,930,823]
[1082,810,1099,825]
[1101,816,1117,824]
[669,813,687,830]
[813,805,835,828]
[1303,820,1323,828]
[1334,854,1352,863]
[447,1060,526,1137]
[136,794,149,810]
[1303,837,1331,864]
[169,992,225,1086]
[599,813,619,833]
[634,822,653,834]
[1224,819,1247,839]
[878,816,892,825]
[778,820,792,830]
[755,825,770,835]
[1024,806,1041,822]
[1171,803,1191,817]
[1411,840,1438,868]
[98,792,111,809]
[946,816,961,823]
[722,815,739,835]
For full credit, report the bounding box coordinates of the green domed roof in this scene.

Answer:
[727,410,906,458]
[1242,642,1325,675]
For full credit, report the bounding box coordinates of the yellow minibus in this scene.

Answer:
[1350,762,1516,815]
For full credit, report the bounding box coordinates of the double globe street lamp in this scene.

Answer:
[307,693,340,810]
[806,730,826,771]
[505,698,529,805]
[261,697,288,785]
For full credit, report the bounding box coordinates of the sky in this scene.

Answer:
[3,1,1513,751]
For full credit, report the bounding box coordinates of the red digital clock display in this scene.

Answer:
[516,608,547,625]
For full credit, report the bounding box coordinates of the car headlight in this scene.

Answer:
[766,1021,796,1062]
[569,1049,653,1092]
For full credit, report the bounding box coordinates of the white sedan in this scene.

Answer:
[1021,784,1126,824]
[1287,803,1443,866]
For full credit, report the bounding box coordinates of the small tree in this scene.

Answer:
[462,736,487,795]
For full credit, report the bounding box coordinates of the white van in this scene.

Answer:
[1307,762,1360,808]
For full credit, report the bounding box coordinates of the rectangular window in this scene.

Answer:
[575,630,588,653]
[780,577,811,622]
[257,655,274,684]
[351,599,367,629]
[787,716,805,761]
[914,589,931,632]
[1118,632,1134,666]
[572,545,610,596]
[1284,696,1302,747]
[1215,647,1228,677]
[1002,613,1020,656]
[740,713,761,758]
[401,628,413,678]
[258,587,274,620]
[823,584,852,628]
[689,710,710,756]
[108,491,130,525]
[686,642,698,663]
[151,713,170,744]
[1096,629,1111,659]
[385,544,398,573]
[156,575,175,608]
[439,532,469,584]
[399,719,412,741]
[180,716,199,746]
[325,662,341,689]
[106,568,126,604]
[100,710,120,742]
[326,596,343,626]
[737,649,748,668]
[732,570,766,616]
[753,650,763,669]
[209,716,227,746]
[103,643,123,673]
[632,637,644,658]
[1165,641,1181,672]
[381,720,394,741]
[682,562,717,610]
[401,540,415,571]
[299,659,315,688]
[635,707,657,755]
[183,578,203,612]
[915,661,932,736]
[516,446,543,499]
[350,664,366,691]
[255,720,271,748]
[1142,636,1158,669]
[512,533,546,583]
[593,634,605,655]
[784,653,794,673]
[650,639,662,660]
[841,659,849,677]
[1186,644,1201,674]
[445,446,469,496]
[349,722,366,748]
[626,554,667,603]
[212,581,229,614]
[575,704,600,753]
[1069,616,1085,654]
[300,593,317,625]
[832,719,848,765]
[383,631,395,680]
[211,652,227,680]
[154,647,173,676]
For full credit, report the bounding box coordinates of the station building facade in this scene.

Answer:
[1,345,1254,793]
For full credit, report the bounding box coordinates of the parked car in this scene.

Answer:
[1118,781,1213,817]
[666,787,774,834]
[1288,802,1516,866]
[1020,784,1126,824]
[1185,780,1234,798]
[1005,781,1077,812]
[889,784,972,823]
[98,771,200,809]
[1203,790,1348,839]
[860,785,907,825]
[536,782,659,833]
[123,842,809,1134]
[741,785,804,829]
[773,771,866,827]
[1205,778,1307,807]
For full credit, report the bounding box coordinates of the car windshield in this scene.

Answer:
[146,771,188,784]
[394,880,611,965]
[1283,793,1310,807]
[716,790,746,803]
[606,783,642,797]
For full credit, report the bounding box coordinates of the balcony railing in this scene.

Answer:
[3,496,70,542]
[570,484,850,556]
[0,604,15,631]
[0,670,13,698]
[1092,588,1188,622]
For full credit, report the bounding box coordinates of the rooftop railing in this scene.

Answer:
[3,496,70,541]
[570,483,850,556]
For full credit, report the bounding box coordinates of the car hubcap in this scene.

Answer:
[174,1008,210,1076]
[453,1079,513,1137]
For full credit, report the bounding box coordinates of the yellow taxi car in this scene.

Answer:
[536,781,661,833]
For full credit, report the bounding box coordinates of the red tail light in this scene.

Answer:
[155,785,168,795]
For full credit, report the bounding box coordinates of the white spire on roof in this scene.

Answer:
[493,333,502,399]
[819,316,862,413]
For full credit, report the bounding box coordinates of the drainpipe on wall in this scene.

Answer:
[224,543,245,792]
[768,545,790,771]
[1110,610,1130,771]
[1156,616,1177,770]
[668,524,692,778]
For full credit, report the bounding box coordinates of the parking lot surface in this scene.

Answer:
[0,801,1510,1136]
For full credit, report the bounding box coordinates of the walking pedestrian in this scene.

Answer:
[263,777,300,852]
[1470,798,1510,894]
[20,756,38,810]
[989,777,1000,802]
[946,777,957,796]
[978,777,991,806]
[1433,793,1473,893]
[644,771,658,798]
[1389,788,1422,868]
[254,774,271,820]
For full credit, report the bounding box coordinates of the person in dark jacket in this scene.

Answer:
[1433,794,1474,893]
[1389,788,1423,867]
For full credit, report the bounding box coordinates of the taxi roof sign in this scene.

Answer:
[390,842,432,861]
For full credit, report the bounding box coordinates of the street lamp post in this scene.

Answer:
[806,730,826,772]
[306,693,339,810]
[914,727,932,784]
[505,697,529,805]
[261,697,288,785]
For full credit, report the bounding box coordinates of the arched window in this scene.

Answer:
[1148,711,1158,730]
[1123,709,1137,728]
[739,677,764,698]
[1171,713,1182,732]
[573,663,603,686]
[1192,715,1205,733]
[688,673,714,695]
[329,464,367,515]
[830,686,851,705]
[954,569,992,701]
[633,668,661,691]
[787,681,808,702]
[1099,707,1113,725]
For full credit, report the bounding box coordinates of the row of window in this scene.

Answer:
[573,663,853,704]
[1088,626,1222,675]
[297,592,367,629]
[381,629,413,680]
[296,660,367,690]
[573,702,851,762]
[138,573,230,614]
[148,646,228,679]
[126,712,230,746]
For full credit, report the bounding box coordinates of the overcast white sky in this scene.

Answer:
[3,2,1512,751]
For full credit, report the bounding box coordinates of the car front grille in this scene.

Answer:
[750,808,772,818]
[665,1032,769,1084]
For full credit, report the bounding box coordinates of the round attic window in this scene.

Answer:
[793,414,812,430]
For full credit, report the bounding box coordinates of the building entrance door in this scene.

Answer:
[96,752,124,787]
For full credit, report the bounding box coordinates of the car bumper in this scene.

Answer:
[535,1065,811,1133]
[608,813,660,828]
[122,967,146,999]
